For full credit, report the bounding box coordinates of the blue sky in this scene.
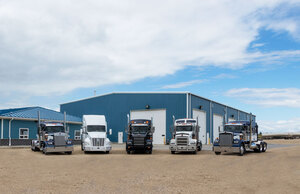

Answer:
[0,0,300,133]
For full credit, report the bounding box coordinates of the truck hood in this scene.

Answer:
[176,131,192,138]
[131,133,147,138]
[87,132,107,138]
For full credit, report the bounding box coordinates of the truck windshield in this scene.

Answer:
[131,126,149,134]
[176,126,193,132]
[87,125,106,132]
[224,125,243,133]
[45,126,65,133]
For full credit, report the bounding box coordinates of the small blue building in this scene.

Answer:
[60,92,255,144]
[0,107,82,146]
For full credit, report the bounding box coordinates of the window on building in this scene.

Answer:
[74,130,81,140]
[19,128,29,139]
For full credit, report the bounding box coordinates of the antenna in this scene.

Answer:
[64,111,67,132]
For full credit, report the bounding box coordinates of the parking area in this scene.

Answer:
[0,139,299,194]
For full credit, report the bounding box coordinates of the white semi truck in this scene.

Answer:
[80,115,112,153]
[169,118,202,154]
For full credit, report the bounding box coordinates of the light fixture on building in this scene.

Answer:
[145,105,150,109]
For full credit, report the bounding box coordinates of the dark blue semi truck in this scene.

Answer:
[213,117,267,156]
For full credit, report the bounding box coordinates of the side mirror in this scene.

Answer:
[109,129,112,135]
[151,127,155,133]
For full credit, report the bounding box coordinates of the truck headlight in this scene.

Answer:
[47,141,53,145]
[67,140,72,145]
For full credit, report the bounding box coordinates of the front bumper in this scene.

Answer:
[126,144,152,151]
[44,145,73,153]
[84,145,111,152]
[169,144,197,152]
[213,146,240,153]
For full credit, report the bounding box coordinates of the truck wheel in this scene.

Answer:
[65,152,72,155]
[259,143,263,152]
[171,151,175,154]
[106,151,110,154]
[239,145,245,156]
[192,151,197,154]
[215,152,221,155]
[81,143,84,151]
[197,143,202,151]
[127,150,131,154]
[147,150,152,154]
[262,143,267,152]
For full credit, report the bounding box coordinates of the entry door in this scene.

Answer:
[213,114,224,141]
[118,132,123,144]
[192,109,207,144]
[130,109,166,144]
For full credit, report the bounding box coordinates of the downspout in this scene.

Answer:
[209,101,212,144]
[9,118,14,146]
[1,118,3,139]
[238,110,240,120]
[186,93,189,118]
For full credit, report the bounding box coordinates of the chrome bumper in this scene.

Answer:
[213,146,239,153]
[169,144,196,152]
[44,146,73,153]
[84,145,111,152]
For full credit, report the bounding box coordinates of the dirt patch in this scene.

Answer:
[0,143,299,194]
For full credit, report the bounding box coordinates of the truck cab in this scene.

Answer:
[213,120,267,156]
[80,115,112,153]
[31,122,73,155]
[126,119,155,154]
[169,118,202,154]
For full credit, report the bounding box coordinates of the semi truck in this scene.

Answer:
[169,118,202,154]
[31,112,73,155]
[80,115,112,153]
[126,118,155,154]
[213,116,267,156]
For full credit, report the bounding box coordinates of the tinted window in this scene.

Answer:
[87,125,106,132]
[45,126,65,133]
[176,126,193,132]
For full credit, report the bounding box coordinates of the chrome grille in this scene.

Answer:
[133,137,145,145]
[92,138,104,147]
[176,136,188,146]
[54,134,66,146]
[219,133,233,146]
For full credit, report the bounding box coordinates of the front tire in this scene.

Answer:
[65,151,72,155]
[215,152,221,155]
[171,151,175,154]
[262,143,267,152]
[239,144,245,156]
[106,151,110,154]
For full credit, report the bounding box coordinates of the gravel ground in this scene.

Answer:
[0,140,299,194]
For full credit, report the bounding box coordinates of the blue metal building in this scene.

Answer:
[60,92,255,144]
[0,107,82,146]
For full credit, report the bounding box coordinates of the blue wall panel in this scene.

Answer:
[61,93,187,142]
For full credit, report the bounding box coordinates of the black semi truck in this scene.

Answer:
[126,119,155,154]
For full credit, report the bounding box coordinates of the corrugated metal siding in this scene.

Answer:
[61,93,187,142]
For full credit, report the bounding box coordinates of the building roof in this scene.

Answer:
[60,91,254,116]
[0,106,82,123]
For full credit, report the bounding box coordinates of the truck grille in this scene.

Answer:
[133,137,145,145]
[176,136,188,146]
[219,133,233,146]
[54,134,66,146]
[92,138,104,147]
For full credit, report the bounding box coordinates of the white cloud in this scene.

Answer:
[0,0,299,97]
[225,88,300,107]
[162,80,206,89]
[213,73,237,79]
[259,118,300,133]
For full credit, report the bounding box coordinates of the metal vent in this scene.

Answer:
[92,138,104,147]
[176,136,188,146]
[219,133,233,147]
[133,137,145,145]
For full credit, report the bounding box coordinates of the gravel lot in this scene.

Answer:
[0,140,299,194]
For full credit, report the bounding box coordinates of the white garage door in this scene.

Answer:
[213,114,224,141]
[193,109,206,144]
[130,109,166,144]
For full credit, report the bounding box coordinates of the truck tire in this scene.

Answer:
[215,152,221,155]
[106,151,110,154]
[197,143,202,151]
[192,151,197,154]
[127,150,131,154]
[239,144,245,156]
[81,143,84,151]
[259,143,263,152]
[171,151,175,154]
[65,151,72,155]
[147,150,152,154]
[262,143,267,152]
